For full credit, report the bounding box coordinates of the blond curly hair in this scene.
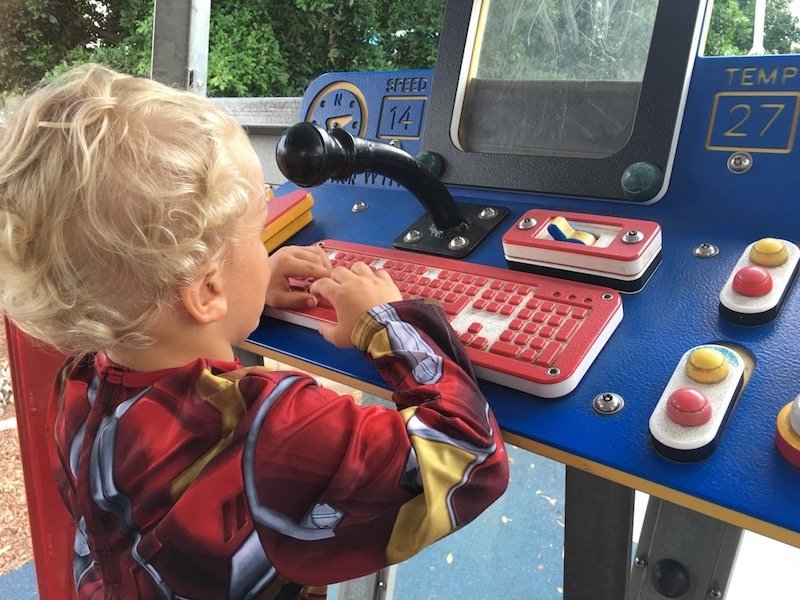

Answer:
[0,64,260,354]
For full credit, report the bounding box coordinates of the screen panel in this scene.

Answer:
[423,0,708,202]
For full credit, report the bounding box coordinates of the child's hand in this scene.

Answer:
[266,245,333,309]
[310,262,402,347]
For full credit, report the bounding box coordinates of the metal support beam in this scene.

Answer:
[628,498,742,600]
[564,467,635,600]
[336,567,395,600]
[151,0,210,93]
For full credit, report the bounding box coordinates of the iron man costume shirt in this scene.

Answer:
[49,300,509,599]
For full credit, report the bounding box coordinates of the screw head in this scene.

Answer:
[351,201,368,212]
[449,236,469,250]
[404,229,423,243]
[622,230,644,244]
[593,392,624,414]
[693,242,719,258]
[727,152,753,174]
[518,217,537,230]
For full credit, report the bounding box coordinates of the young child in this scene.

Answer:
[0,64,509,599]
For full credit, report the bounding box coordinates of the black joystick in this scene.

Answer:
[277,122,464,231]
[275,122,508,258]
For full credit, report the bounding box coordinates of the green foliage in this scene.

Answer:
[0,0,445,98]
[237,0,445,97]
[705,0,800,56]
[2,0,798,98]
[0,0,98,91]
[0,0,153,94]
[208,5,290,96]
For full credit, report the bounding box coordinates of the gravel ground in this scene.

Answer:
[0,323,34,575]
[0,401,32,575]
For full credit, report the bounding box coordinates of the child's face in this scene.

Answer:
[222,133,271,344]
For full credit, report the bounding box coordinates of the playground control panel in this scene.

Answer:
[251,0,800,551]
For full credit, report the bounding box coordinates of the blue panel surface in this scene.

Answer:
[249,56,800,546]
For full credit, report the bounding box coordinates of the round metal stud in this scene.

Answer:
[388,139,402,149]
[351,201,368,213]
[518,217,537,230]
[621,161,663,200]
[449,236,469,250]
[479,207,499,220]
[416,151,444,176]
[404,229,423,243]
[622,230,644,244]
[593,392,624,415]
[693,242,719,258]
[727,152,753,174]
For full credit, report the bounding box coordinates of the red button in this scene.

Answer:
[732,266,773,297]
[666,387,712,427]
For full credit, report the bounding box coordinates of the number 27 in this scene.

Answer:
[724,103,786,138]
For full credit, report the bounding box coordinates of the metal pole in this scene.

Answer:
[749,0,767,55]
[150,0,210,93]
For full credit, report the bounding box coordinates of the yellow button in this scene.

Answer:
[776,401,800,468]
[548,216,597,245]
[749,237,788,267]
[685,347,729,384]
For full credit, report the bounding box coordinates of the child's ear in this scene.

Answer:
[179,262,228,324]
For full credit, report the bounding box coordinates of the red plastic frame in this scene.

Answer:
[5,320,75,599]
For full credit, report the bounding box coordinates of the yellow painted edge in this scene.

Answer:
[261,196,314,242]
[502,430,800,549]
[262,211,314,253]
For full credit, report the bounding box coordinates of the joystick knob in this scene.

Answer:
[276,122,465,231]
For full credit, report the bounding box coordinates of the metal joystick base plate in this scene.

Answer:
[393,203,510,258]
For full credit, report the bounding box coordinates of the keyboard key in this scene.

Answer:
[523,323,538,335]
[489,341,520,358]
[556,319,578,341]
[471,336,488,349]
[514,334,530,346]
[536,342,561,366]
[468,322,483,334]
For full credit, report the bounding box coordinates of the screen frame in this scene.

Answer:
[422,0,708,203]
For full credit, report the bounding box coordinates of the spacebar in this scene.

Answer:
[302,304,336,323]
[266,304,336,327]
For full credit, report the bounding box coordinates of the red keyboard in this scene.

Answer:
[263,240,623,398]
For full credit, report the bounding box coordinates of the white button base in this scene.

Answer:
[649,344,745,462]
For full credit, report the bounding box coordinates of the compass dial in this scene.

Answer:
[305,82,368,137]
